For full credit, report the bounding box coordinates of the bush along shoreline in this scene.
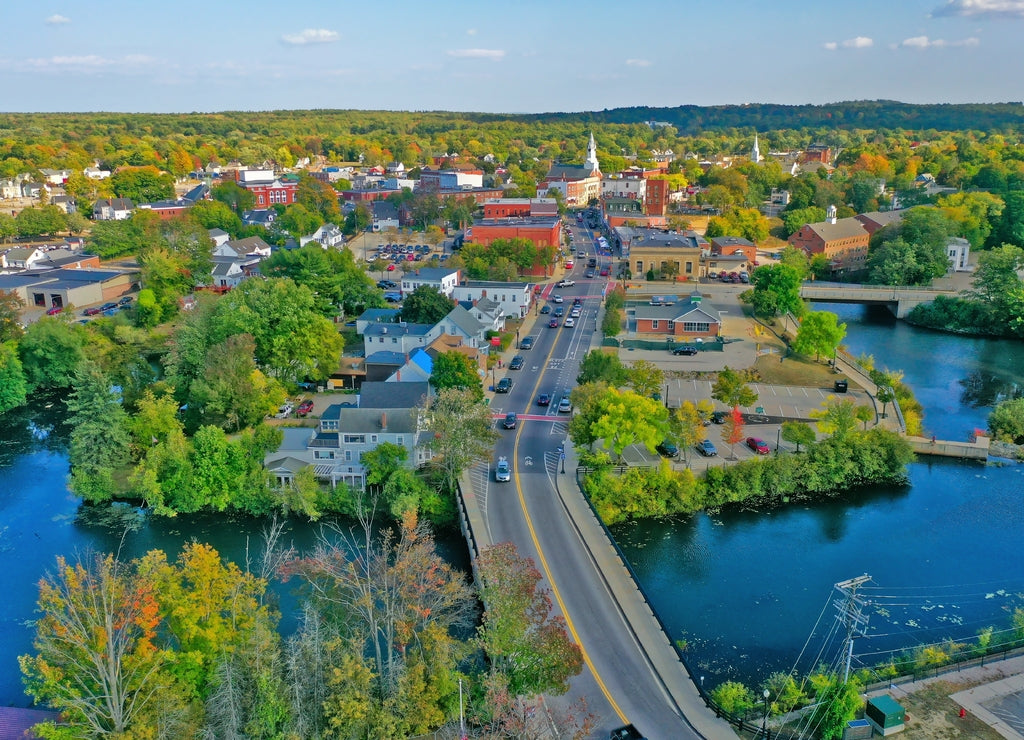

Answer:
[581,428,915,525]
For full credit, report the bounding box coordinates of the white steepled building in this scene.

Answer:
[585,131,600,174]
[751,134,761,164]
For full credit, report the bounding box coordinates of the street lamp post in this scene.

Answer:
[776,427,781,455]
[761,688,771,738]
[516,329,520,349]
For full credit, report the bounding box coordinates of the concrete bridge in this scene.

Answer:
[800,282,958,318]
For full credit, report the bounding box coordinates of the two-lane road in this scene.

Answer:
[482,229,718,738]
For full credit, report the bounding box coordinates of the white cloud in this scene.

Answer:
[900,35,980,48]
[823,41,838,50]
[625,58,651,67]
[45,14,70,25]
[932,0,1024,18]
[281,29,339,45]
[446,48,505,60]
[466,28,477,36]
[842,36,874,48]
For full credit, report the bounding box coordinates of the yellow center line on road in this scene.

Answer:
[507,292,629,725]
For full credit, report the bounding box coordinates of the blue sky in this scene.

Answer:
[2,0,1022,113]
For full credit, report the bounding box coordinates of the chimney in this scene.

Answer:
[380,412,387,430]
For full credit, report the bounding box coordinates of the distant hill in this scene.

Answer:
[526,100,1024,134]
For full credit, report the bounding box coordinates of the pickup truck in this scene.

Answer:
[557,279,575,287]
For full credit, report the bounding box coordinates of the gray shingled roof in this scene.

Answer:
[443,305,486,337]
[337,407,418,434]
[358,381,431,409]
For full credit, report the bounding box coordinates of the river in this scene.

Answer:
[2,303,1023,706]
[613,303,1024,689]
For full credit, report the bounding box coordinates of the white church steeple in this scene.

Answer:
[751,133,761,164]
[585,131,600,174]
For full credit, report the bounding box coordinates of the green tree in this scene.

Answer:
[781,206,827,238]
[710,680,755,715]
[590,388,669,460]
[626,359,664,398]
[212,180,256,215]
[0,289,25,343]
[576,349,627,386]
[0,213,17,242]
[263,243,385,318]
[0,342,28,413]
[476,543,583,697]
[705,207,770,242]
[670,400,705,466]
[810,395,859,440]
[792,311,846,362]
[188,199,243,235]
[809,676,862,740]
[66,362,131,503]
[400,285,454,325]
[16,205,67,238]
[110,165,174,202]
[781,420,815,452]
[711,366,758,408]
[855,404,874,430]
[188,333,282,431]
[748,263,805,318]
[18,316,87,392]
[278,202,323,238]
[423,388,499,494]
[970,244,1024,331]
[568,381,611,450]
[988,397,1024,444]
[430,351,483,400]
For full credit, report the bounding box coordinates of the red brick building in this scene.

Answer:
[645,177,668,216]
[788,211,870,274]
[469,217,562,249]
[483,198,557,219]
[633,294,721,338]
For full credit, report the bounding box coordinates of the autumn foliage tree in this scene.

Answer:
[476,543,583,697]
[721,405,746,459]
[20,552,171,737]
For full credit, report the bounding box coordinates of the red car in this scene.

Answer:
[46,305,63,315]
[296,399,315,417]
[746,437,771,455]
[548,318,559,328]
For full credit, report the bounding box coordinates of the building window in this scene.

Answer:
[344,434,365,444]
[314,450,335,460]
[258,195,265,205]
[684,321,711,333]
[652,320,660,329]
[371,435,378,443]
[396,436,404,446]
[636,260,643,273]
[321,421,338,431]
[685,261,693,273]
[345,450,352,462]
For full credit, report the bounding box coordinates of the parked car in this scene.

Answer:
[101,302,118,312]
[656,440,679,458]
[564,317,575,328]
[509,355,524,370]
[82,306,102,316]
[503,412,517,429]
[557,394,572,413]
[520,336,535,350]
[672,345,698,356]
[46,305,63,315]
[539,305,551,314]
[495,457,511,482]
[537,393,551,406]
[746,437,771,455]
[711,411,727,424]
[296,399,315,416]
[274,402,294,419]
[117,295,134,306]
[695,439,718,457]
[495,378,513,393]
[834,379,849,393]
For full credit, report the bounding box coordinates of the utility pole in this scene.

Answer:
[834,574,871,683]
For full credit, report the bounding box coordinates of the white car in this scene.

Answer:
[557,279,575,287]
[495,457,511,482]
[564,317,576,328]
[570,307,582,318]
[552,294,564,303]
[274,402,294,419]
